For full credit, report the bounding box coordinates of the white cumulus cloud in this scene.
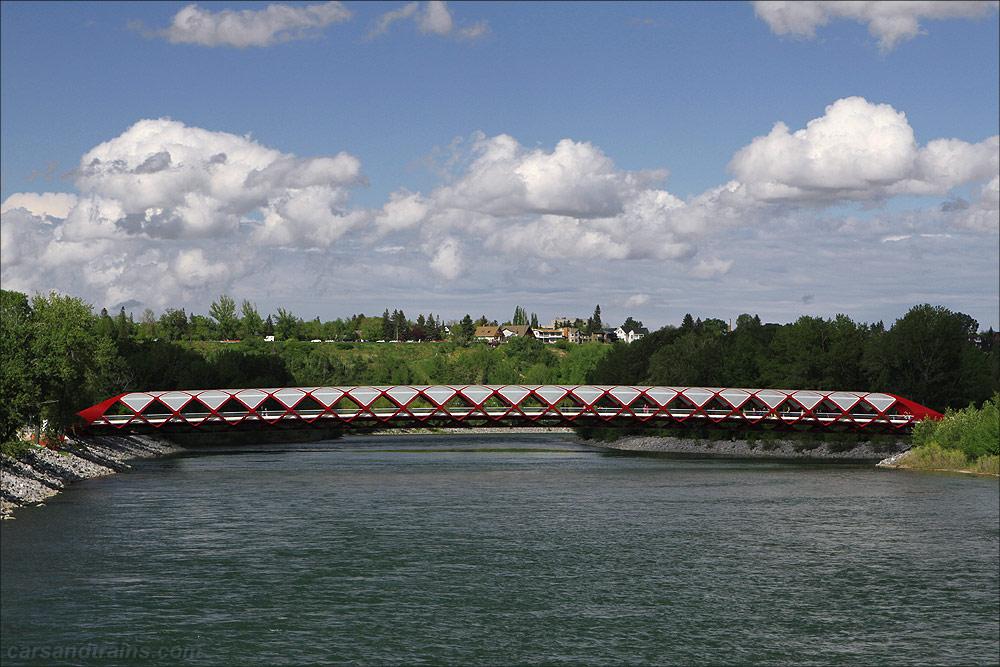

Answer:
[150,1,353,48]
[0,118,369,310]
[67,118,365,246]
[753,0,999,52]
[728,96,999,205]
[3,99,996,319]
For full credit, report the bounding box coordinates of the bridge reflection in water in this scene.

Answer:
[77,385,942,435]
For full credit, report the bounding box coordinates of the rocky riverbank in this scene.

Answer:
[587,434,908,462]
[1,434,184,517]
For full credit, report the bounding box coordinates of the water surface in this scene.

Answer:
[2,434,998,665]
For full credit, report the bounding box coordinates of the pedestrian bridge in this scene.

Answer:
[77,385,941,434]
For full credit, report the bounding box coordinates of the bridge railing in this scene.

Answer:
[77,385,942,434]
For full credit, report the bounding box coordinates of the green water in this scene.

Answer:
[2,435,998,665]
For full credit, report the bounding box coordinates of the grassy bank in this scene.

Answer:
[894,394,999,475]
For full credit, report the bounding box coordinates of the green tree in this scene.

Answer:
[512,305,528,326]
[381,309,393,341]
[358,316,383,342]
[391,309,409,341]
[722,314,766,387]
[274,308,300,341]
[138,308,158,340]
[454,314,475,343]
[209,294,238,340]
[240,300,264,340]
[30,292,125,435]
[869,304,991,411]
[159,308,188,341]
[621,316,644,331]
[0,290,40,441]
[114,306,132,342]
[96,308,114,339]
[188,314,216,341]
[588,305,603,333]
[646,329,724,386]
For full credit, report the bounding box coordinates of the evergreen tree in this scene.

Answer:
[424,314,440,341]
[512,306,528,326]
[381,309,392,341]
[588,305,602,333]
[115,307,131,341]
[530,312,539,328]
[681,313,695,330]
[460,314,475,340]
[392,309,408,341]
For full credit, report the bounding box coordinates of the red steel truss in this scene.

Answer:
[77,385,942,434]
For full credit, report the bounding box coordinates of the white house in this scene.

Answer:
[615,326,648,344]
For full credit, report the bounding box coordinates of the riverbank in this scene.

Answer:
[586,434,907,462]
[876,447,1000,476]
[0,434,184,517]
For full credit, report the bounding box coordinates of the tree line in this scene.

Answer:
[590,306,998,414]
[2,288,996,443]
[128,298,616,343]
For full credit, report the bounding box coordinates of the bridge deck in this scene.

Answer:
[77,385,942,434]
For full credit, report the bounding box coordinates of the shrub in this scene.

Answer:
[1,440,33,458]
[970,455,999,475]
[911,393,999,460]
[901,442,969,470]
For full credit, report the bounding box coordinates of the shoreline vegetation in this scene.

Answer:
[877,394,999,476]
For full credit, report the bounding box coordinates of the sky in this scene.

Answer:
[1,1,998,330]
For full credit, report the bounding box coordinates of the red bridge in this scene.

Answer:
[77,385,941,434]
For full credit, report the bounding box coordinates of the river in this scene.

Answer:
[2,434,998,665]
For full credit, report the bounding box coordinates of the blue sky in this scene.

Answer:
[2,1,998,330]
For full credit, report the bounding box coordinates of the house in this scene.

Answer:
[532,327,564,344]
[586,329,618,343]
[474,325,501,342]
[533,326,582,344]
[500,325,534,340]
[615,325,649,344]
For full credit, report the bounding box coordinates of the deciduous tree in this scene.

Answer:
[0,291,39,441]
[209,294,238,340]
